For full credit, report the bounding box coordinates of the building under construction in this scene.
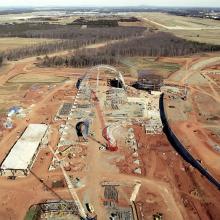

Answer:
[133,70,163,92]
[132,80,163,92]
[0,124,48,176]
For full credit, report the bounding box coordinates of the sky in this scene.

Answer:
[0,0,220,7]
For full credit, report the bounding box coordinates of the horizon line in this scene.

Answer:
[0,5,220,9]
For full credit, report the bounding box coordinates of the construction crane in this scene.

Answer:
[48,145,88,219]
[89,66,119,151]
[91,90,118,151]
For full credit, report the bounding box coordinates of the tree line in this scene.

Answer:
[102,32,220,57]
[41,54,119,67]
[0,23,145,39]
[1,26,146,60]
[40,32,220,67]
[0,55,3,66]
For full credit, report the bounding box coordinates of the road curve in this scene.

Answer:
[159,93,220,190]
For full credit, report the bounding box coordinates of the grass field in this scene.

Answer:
[0,63,14,75]
[170,29,220,45]
[0,38,56,52]
[0,73,67,114]
[120,57,180,78]
[0,83,26,114]
[0,12,79,25]
[139,12,220,29]
[8,73,67,83]
[24,206,39,220]
[138,12,220,45]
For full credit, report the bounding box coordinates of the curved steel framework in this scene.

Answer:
[83,65,126,151]
[86,64,126,90]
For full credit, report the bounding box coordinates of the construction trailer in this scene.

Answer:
[0,124,48,177]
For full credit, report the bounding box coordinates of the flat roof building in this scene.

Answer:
[0,124,48,176]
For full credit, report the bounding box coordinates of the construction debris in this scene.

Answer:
[134,168,142,175]
[7,106,24,117]
[40,200,79,218]
[3,117,13,129]
[133,159,140,165]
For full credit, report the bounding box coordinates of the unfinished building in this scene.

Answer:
[105,88,127,109]
[0,124,48,176]
[133,70,163,92]
[55,103,74,120]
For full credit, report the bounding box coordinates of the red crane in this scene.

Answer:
[91,90,118,151]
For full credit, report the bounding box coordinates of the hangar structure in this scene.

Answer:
[0,124,48,176]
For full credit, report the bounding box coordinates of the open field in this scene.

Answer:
[139,12,220,29]
[0,63,14,75]
[0,11,79,24]
[0,63,71,116]
[0,37,56,52]
[8,73,67,83]
[170,29,220,45]
[138,12,220,45]
[120,57,181,78]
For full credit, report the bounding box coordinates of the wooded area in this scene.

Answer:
[0,55,3,66]
[70,18,119,27]
[0,24,145,39]
[41,54,118,67]
[0,25,146,60]
[41,32,220,67]
[1,23,220,63]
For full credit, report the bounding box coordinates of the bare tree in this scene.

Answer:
[40,32,220,68]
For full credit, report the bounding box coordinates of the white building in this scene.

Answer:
[0,124,48,176]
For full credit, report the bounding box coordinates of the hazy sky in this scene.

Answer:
[1,0,220,7]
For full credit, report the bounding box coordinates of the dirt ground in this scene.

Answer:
[0,51,219,220]
[164,53,220,183]
[131,125,220,220]
[0,57,86,219]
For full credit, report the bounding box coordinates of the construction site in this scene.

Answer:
[0,51,220,220]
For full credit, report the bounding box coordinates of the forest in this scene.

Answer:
[40,32,220,67]
[0,24,145,39]
[1,23,220,65]
[0,25,146,60]
[0,55,3,66]
[70,18,119,27]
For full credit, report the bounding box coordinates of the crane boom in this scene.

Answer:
[48,145,87,219]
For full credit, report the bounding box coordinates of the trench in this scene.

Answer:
[159,93,220,190]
